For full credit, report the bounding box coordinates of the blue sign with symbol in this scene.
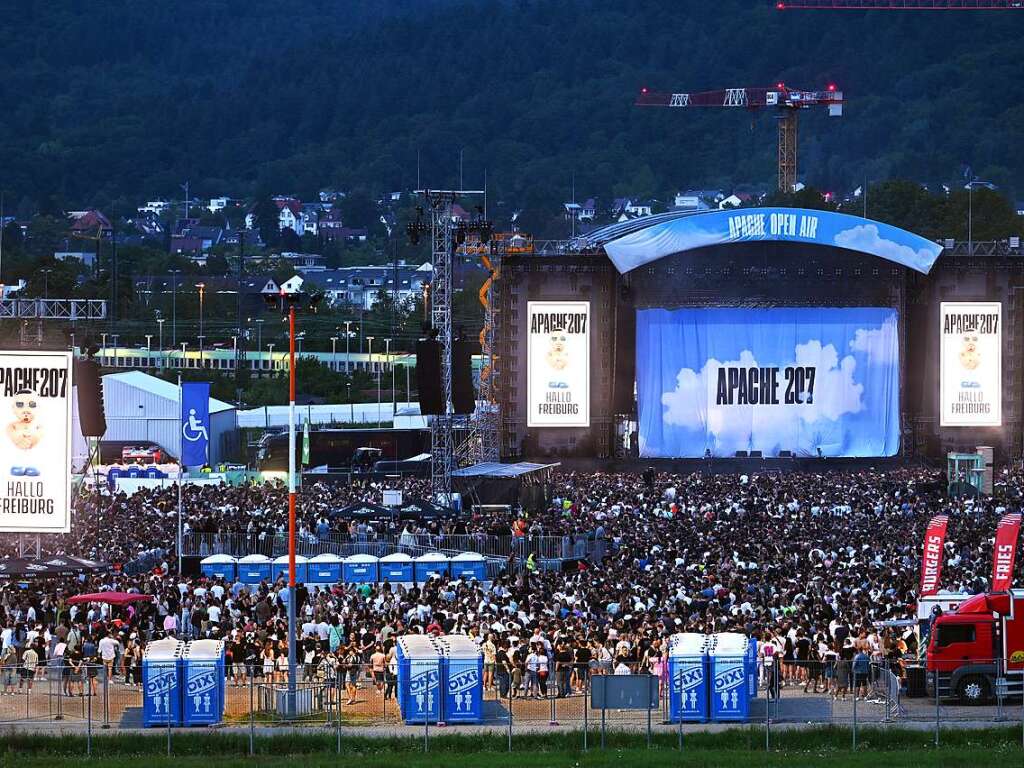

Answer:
[180,382,210,466]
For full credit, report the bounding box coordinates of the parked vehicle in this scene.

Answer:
[926,590,1024,704]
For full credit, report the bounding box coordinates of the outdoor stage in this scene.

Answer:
[497,208,1021,464]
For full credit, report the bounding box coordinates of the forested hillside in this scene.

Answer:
[1,0,1022,214]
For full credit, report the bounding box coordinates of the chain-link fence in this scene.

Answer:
[1,658,1021,755]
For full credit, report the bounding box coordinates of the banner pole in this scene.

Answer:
[177,374,183,576]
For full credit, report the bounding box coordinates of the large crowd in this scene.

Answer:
[1,466,1021,702]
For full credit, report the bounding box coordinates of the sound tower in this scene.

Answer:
[75,358,107,437]
[452,340,476,414]
[415,340,444,415]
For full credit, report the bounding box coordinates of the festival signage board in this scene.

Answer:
[939,302,1001,427]
[527,301,590,428]
[0,350,73,533]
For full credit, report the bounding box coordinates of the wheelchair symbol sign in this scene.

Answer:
[182,409,209,443]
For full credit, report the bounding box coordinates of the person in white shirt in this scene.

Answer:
[97,633,119,682]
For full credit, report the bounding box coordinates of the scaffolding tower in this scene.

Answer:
[415,189,488,496]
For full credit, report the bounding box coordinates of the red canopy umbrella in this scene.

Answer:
[66,592,155,606]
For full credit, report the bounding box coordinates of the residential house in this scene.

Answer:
[612,199,656,221]
[138,200,171,215]
[279,251,326,270]
[672,194,711,212]
[301,263,433,310]
[299,203,323,237]
[245,198,305,235]
[69,210,113,238]
[208,197,231,213]
[718,192,753,210]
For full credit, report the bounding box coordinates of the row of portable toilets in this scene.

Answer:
[141,638,226,727]
[668,632,758,722]
[396,634,484,724]
[199,552,487,585]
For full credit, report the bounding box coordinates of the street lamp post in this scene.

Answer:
[180,342,187,370]
[197,282,206,366]
[169,270,180,348]
[344,321,352,373]
[145,334,153,353]
[101,333,107,363]
[255,319,264,372]
[384,338,394,420]
[331,336,338,372]
[366,336,377,427]
[157,318,165,365]
[268,343,275,373]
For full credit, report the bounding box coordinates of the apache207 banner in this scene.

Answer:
[635,307,900,457]
[992,513,1022,592]
[527,301,590,428]
[0,350,73,534]
[920,514,950,597]
[940,301,1001,427]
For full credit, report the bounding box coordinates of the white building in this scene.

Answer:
[138,200,171,215]
[71,370,236,468]
[208,197,230,213]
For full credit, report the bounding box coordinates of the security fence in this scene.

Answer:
[1,658,1021,754]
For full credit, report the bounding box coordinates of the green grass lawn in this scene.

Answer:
[0,727,1019,768]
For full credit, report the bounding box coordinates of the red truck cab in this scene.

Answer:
[926,590,1024,703]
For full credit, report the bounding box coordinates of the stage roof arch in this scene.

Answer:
[585,208,942,275]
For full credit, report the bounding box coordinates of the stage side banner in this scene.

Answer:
[527,301,590,428]
[0,350,73,533]
[603,208,942,274]
[939,301,1001,427]
[636,307,900,458]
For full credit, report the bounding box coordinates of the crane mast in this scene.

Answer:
[636,85,844,192]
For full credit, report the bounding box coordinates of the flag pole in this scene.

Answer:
[177,373,183,576]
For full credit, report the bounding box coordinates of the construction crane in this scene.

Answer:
[636,84,844,193]
[776,1,1022,8]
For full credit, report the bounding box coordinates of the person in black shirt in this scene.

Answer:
[554,640,574,697]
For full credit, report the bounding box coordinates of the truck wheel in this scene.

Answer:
[956,676,990,705]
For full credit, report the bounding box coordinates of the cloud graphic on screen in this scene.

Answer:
[848,314,899,364]
[661,341,864,447]
[833,224,935,271]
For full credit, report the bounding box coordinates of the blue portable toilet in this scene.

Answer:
[709,633,752,722]
[343,554,379,583]
[142,638,184,726]
[449,552,486,582]
[668,633,709,722]
[200,554,236,581]
[181,640,225,726]
[273,554,308,584]
[307,553,342,583]
[438,634,483,724]
[237,554,272,584]
[379,552,414,584]
[396,635,442,723]
[414,552,449,584]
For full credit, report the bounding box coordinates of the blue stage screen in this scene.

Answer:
[636,307,900,458]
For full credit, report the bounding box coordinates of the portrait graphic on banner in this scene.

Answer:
[0,350,73,533]
[180,381,211,466]
[940,302,1001,427]
[636,307,900,458]
[527,301,590,428]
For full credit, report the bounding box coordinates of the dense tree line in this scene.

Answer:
[0,0,1022,217]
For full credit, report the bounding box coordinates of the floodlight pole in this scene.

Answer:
[287,303,298,717]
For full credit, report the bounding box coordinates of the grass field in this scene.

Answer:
[0,727,1020,767]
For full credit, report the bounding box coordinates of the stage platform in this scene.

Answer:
[533,455,931,475]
